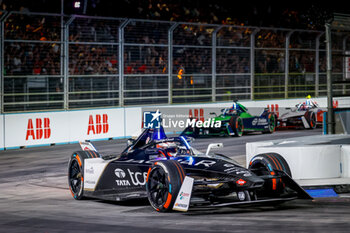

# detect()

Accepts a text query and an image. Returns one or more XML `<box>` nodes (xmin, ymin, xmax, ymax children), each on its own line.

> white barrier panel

<box><xmin>2</xmin><ymin>97</ymin><xmax>350</xmax><ymax>149</ymax></box>
<box><xmin>246</xmin><ymin>144</ymin><xmax>341</xmax><ymax>180</ymax></box>
<box><xmin>4</xmin><ymin>112</ymin><xmax>70</xmax><ymax>148</ymax></box>
<box><xmin>341</xmin><ymin>145</ymin><xmax>350</xmax><ymax>178</ymax></box>
<box><xmin>68</xmin><ymin>108</ymin><xmax>125</xmax><ymax>142</ymax></box>
<box><xmin>124</xmin><ymin>107</ymin><xmax>142</xmax><ymax>137</ymax></box>
<box><xmin>0</xmin><ymin>115</ymin><xmax>4</xmax><ymax>150</ymax></box>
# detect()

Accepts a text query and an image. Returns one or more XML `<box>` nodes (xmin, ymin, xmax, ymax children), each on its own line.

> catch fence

<box><xmin>0</xmin><ymin>11</ymin><xmax>349</xmax><ymax>112</ymax></box>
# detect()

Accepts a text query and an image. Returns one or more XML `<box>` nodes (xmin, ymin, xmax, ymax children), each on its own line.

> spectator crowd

<box><xmin>3</xmin><ymin>12</ymin><xmax>339</xmax><ymax>78</ymax></box>
<box><xmin>1</xmin><ymin>0</ymin><xmax>344</xmax><ymax>103</ymax></box>
<box><xmin>1</xmin><ymin>0</ymin><xmax>347</xmax><ymax>110</ymax></box>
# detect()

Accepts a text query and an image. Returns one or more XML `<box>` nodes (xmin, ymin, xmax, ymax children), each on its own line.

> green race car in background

<box><xmin>181</xmin><ymin>102</ymin><xmax>276</xmax><ymax>137</ymax></box>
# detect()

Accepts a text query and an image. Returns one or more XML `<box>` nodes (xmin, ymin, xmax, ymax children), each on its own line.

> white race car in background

<box><xmin>277</xmin><ymin>97</ymin><xmax>324</xmax><ymax>129</ymax></box>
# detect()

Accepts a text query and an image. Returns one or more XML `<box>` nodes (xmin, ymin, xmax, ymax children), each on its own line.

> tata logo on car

<box><xmin>114</xmin><ymin>168</ymin><xmax>126</xmax><ymax>178</ymax></box>
<box><xmin>114</xmin><ymin>168</ymin><xmax>130</xmax><ymax>186</ymax></box>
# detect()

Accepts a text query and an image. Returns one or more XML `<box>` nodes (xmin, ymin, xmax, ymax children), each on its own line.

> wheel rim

<box><xmin>69</xmin><ymin>159</ymin><xmax>82</xmax><ymax>195</ymax></box>
<box><xmin>148</xmin><ymin>167</ymin><xmax>169</xmax><ymax>207</ymax></box>
<box><xmin>310</xmin><ymin>112</ymin><xmax>316</xmax><ymax>128</ymax></box>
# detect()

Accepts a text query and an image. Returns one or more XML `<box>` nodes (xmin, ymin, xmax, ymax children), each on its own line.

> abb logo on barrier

<box><xmin>26</xmin><ymin>118</ymin><xmax>51</xmax><ymax>140</ymax></box>
<box><xmin>267</xmin><ymin>104</ymin><xmax>279</xmax><ymax>118</ymax></box>
<box><xmin>87</xmin><ymin>114</ymin><xmax>109</xmax><ymax>135</ymax></box>
<box><xmin>189</xmin><ymin>108</ymin><xmax>204</xmax><ymax>122</ymax></box>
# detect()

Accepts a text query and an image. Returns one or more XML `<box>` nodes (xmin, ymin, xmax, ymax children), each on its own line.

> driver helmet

<box><xmin>305</xmin><ymin>95</ymin><xmax>318</xmax><ymax>108</ymax></box>
<box><xmin>157</xmin><ymin>142</ymin><xmax>178</xmax><ymax>157</ymax></box>
<box><xmin>232</xmin><ymin>102</ymin><xmax>239</xmax><ymax>110</ymax></box>
<box><xmin>225</xmin><ymin>103</ymin><xmax>238</xmax><ymax>115</ymax></box>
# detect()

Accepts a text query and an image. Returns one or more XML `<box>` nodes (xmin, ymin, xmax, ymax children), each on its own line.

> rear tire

<box><xmin>263</xmin><ymin>113</ymin><xmax>276</xmax><ymax>134</ymax></box>
<box><xmin>146</xmin><ymin>160</ymin><xmax>185</xmax><ymax>212</ymax></box>
<box><xmin>229</xmin><ymin>116</ymin><xmax>243</xmax><ymax>137</ymax></box>
<box><xmin>305</xmin><ymin>111</ymin><xmax>316</xmax><ymax>129</ymax></box>
<box><xmin>68</xmin><ymin>151</ymin><xmax>94</xmax><ymax>200</ymax></box>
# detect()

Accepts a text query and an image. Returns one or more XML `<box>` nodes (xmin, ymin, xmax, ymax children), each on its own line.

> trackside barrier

<box><xmin>4</xmin><ymin>109</ymin><xmax>128</xmax><ymax>149</ymax></box>
<box><xmin>246</xmin><ymin>135</ymin><xmax>350</xmax><ymax>184</ymax></box>
<box><xmin>323</xmin><ymin>109</ymin><xmax>350</xmax><ymax>134</ymax></box>
<box><xmin>0</xmin><ymin>115</ymin><xmax>4</xmax><ymax>150</ymax></box>
<box><xmin>1</xmin><ymin>97</ymin><xmax>350</xmax><ymax>150</ymax></box>
<box><xmin>124</xmin><ymin>107</ymin><xmax>142</xmax><ymax>137</ymax></box>
<box><xmin>342</xmin><ymin>146</ymin><xmax>350</xmax><ymax>178</ymax></box>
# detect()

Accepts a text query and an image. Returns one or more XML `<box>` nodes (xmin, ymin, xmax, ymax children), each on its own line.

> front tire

<box><xmin>146</xmin><ymin>160</ymin><xmax>185</xmax><ymax>212</ymax></box>
<box><xmin>248</xmin><ymin>153</ymin><xmax>291</xmax><ymax>194</ymax></box>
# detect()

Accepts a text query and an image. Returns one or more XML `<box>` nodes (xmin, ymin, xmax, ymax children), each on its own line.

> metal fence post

<box><xmin>325</xmin><ymin>22</ymin><xmax>334</xmax><ymax>134</ymax></box>
<box><xmin>211</xmin><ymin>26</ymin><xmax>222</xmax><ymax>102</ymax></box>
<box><xmin>118</xmin><ymin>19</ymin><xmax>129</xmax><ymax>107</ymax></box>
<box><xmin>60</xmin><ymin>7</ymin><xmax>65</xmax><ymax>110</ymax></box>
<box><xmin>168</xmin><ymin>23</ymin><xmax>178</xmax><ymax>104</ymax></box>
<box><xmin>0</xmin><ymin>12</ymin><xmax>10</xmax><ymax>114</ymax></box>
<box><xmin>315</xmin><ymin>32</ymin><xmax>324</xmax><ymax>97</ymax></box>
<box><xmin>250</xmin><ymin>28</ymin><xmax>259</xmax><ymax>100</ymax></box>
<box><xmin>285</xmin><ymin>30</ymin><xmax>294</xmax><ymax>99</ymax></box>
<box><xmin>64</xmin><ymin>16</ymin><xmax>75</xmax><ymax>110</ymax></box>
<box><xmin>0</xmin><ymin>14</ymin><xmax>3</xmax><ymax>114</ymax></box>
<box><xmin>342</xmin><ymin>36</ymin><xmax>349</xmax><ymax>96</ymax></box>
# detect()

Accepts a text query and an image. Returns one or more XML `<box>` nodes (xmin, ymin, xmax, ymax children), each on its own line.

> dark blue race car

<box><xmin>68</xmin><ymin>126</ymin><xmax>311</xmax><ymax>212</ymax></box>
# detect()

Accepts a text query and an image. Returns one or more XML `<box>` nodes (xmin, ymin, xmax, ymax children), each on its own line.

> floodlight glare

<box><xmin>74</xmin><ymin>1</ymin><xmax>81</xmax><ymax>8</ymax></box>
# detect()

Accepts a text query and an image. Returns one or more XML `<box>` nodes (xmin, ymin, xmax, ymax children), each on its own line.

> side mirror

<box><xmin>127</xmin><ymin>138</ymin><xmax>135</xmax><ymax>146</ymax></box>
<box><xmin>209</xmin><ymin>112</ymin><xmax>217</xmax><ymax>116</ymax></box>
<box><xmin>206</xmin><ymin>143</ymin><xmax>224</xmax><ymax>155</ymax></box>
<box><xmin>285</xmin><ymin>107</ymin><xmax>291</xmax><ymax>110</ymax></box>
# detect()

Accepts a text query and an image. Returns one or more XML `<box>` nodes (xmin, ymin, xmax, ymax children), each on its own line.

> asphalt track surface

<box><xmin>1</xmin><ymin>128</ymin><xmax>350</xmax><ymax>233</ymax></box>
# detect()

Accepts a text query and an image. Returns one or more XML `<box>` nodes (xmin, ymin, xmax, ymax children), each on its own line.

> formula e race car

<box><xmin>180</xmin><ymin>102</ymin><xmax>276</xmax><ymax>137</ymax></box>
<box><xmin>68</xmin><ymin>126</ymin><xmax>311</xmax><ymax>212</ymax></box>
<box><xmin>277</xmin><ymin>97</ymin><xmax>322</xmax><ymax>130</ymax></box>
